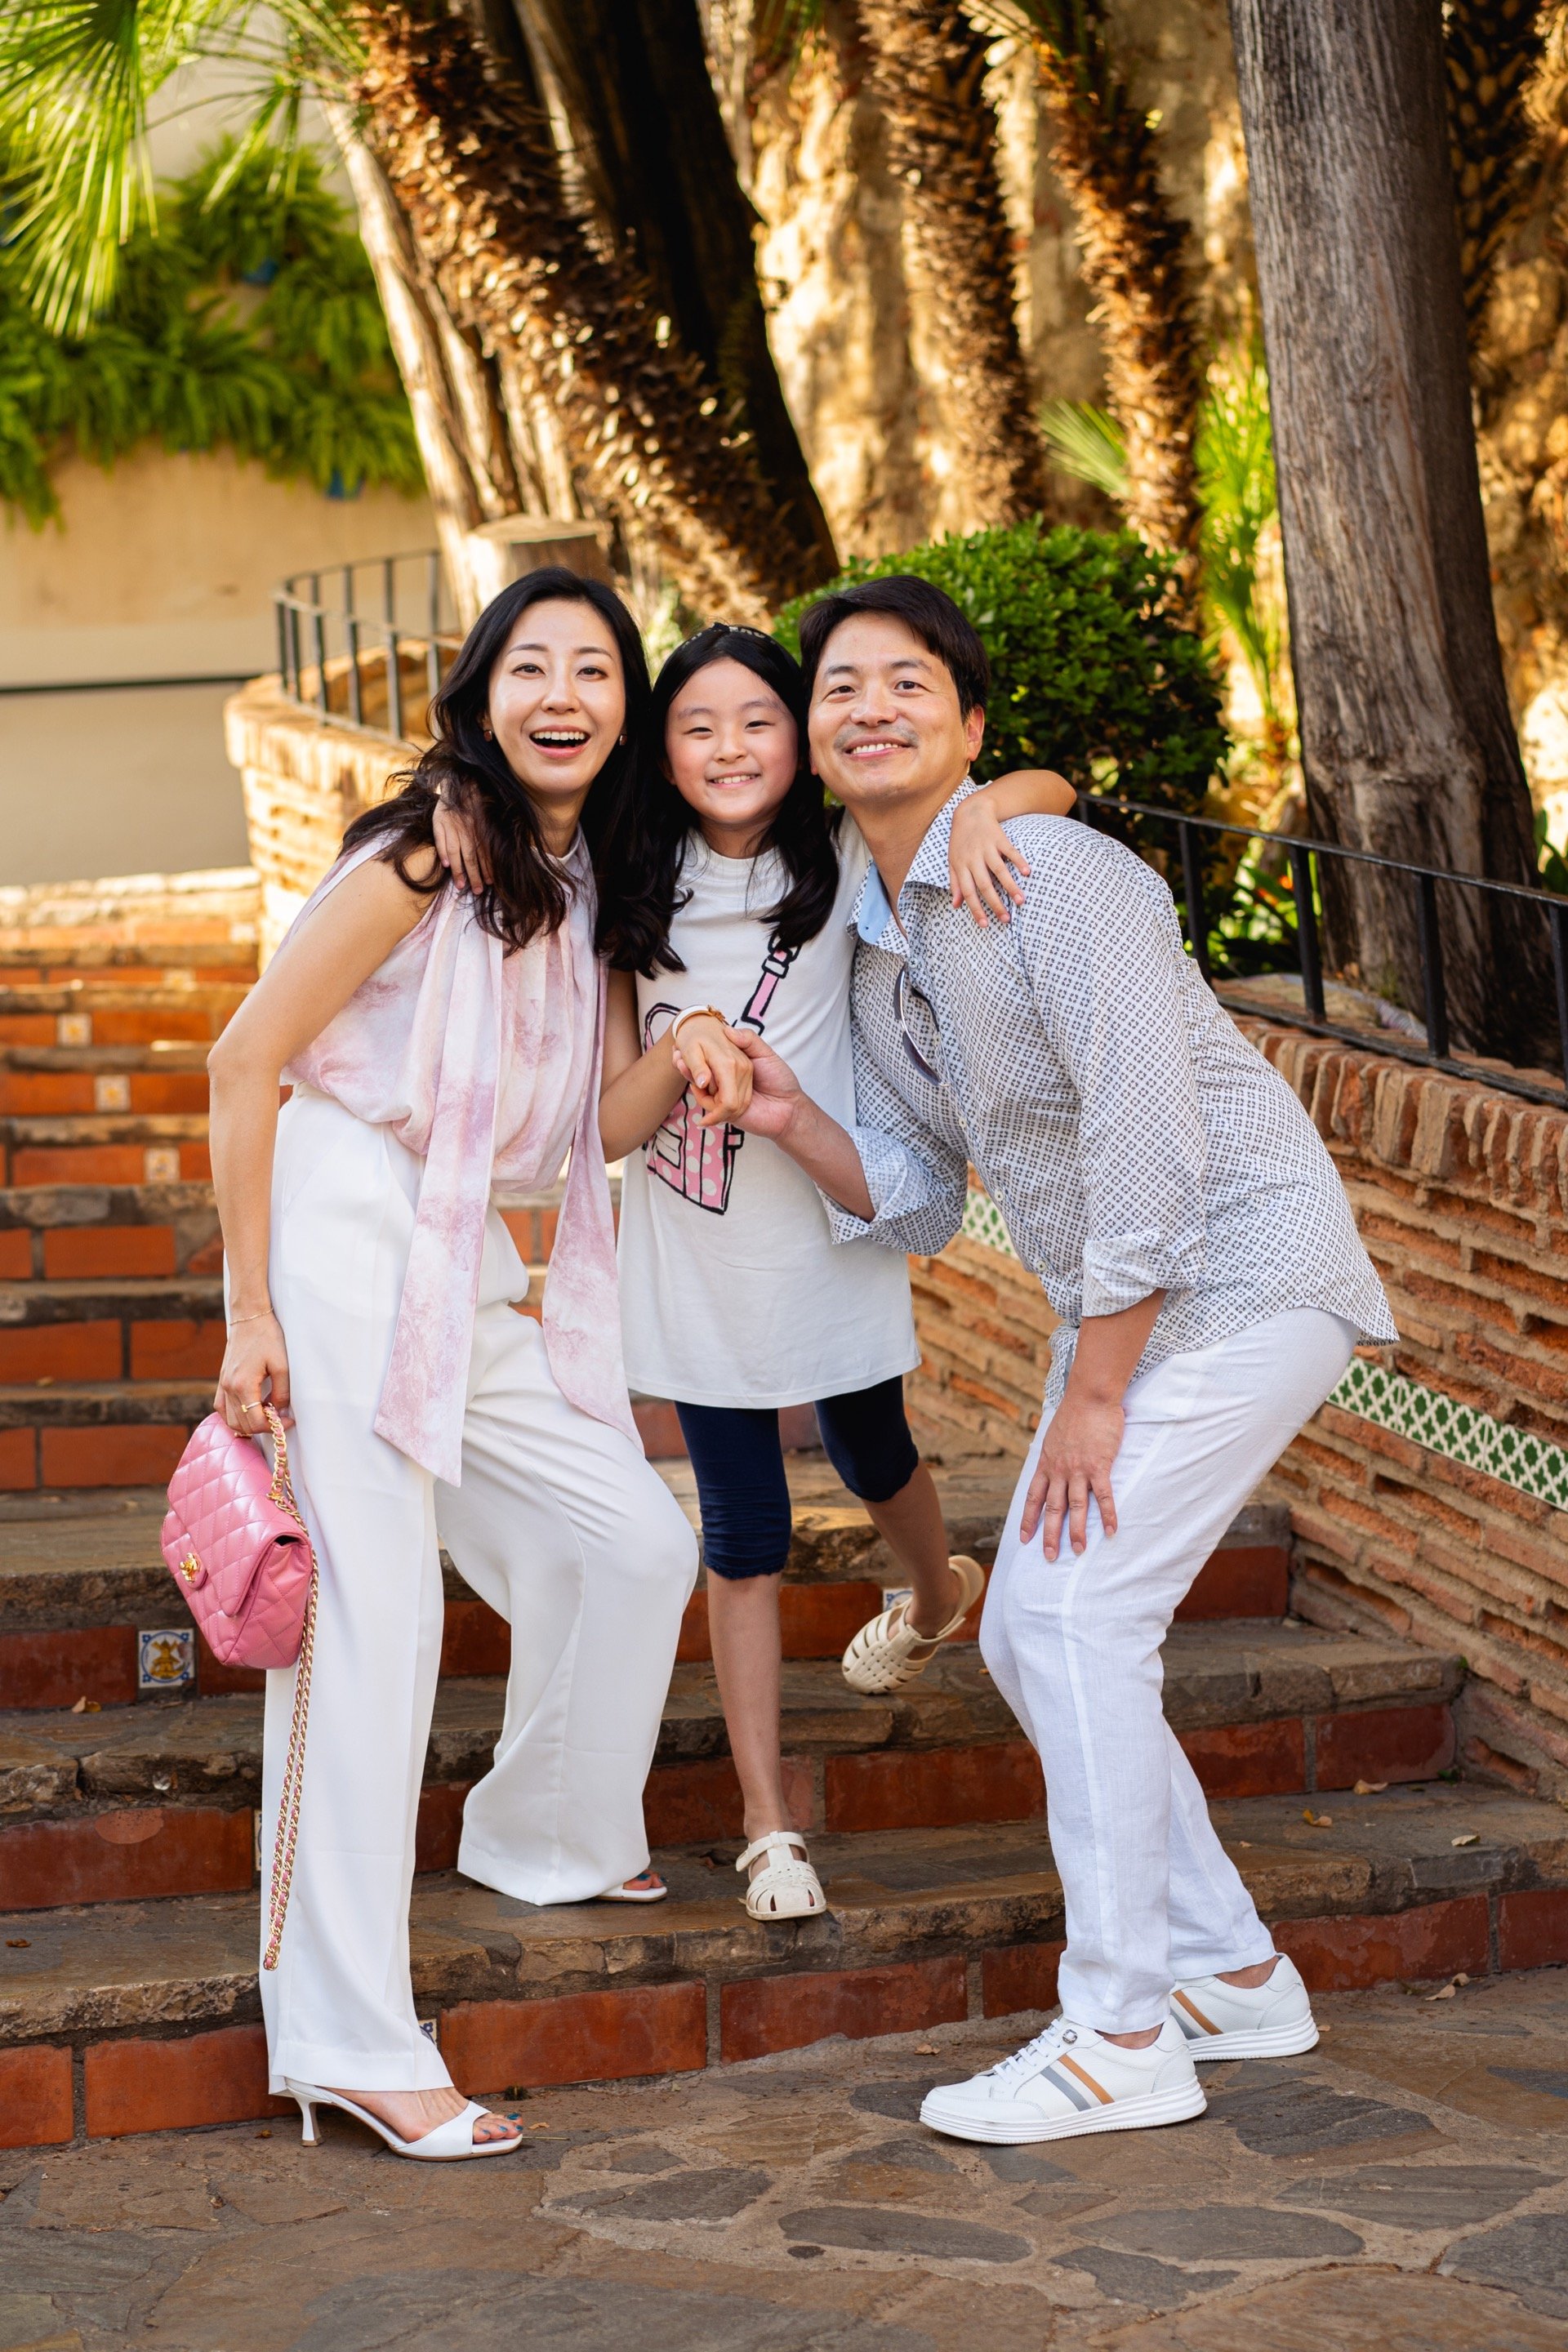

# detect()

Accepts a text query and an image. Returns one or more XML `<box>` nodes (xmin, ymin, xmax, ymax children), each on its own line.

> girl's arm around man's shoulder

<box><xmin>948</xmin><ymin>768</ymin><xmax>1076</xmax><ymax>926</ymax></box>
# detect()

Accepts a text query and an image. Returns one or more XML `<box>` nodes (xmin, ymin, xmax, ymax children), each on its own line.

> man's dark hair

<box><xmin>796</xmin><ymin>574</ymin><xmax>990</xmax><ymax>718</ymax></box>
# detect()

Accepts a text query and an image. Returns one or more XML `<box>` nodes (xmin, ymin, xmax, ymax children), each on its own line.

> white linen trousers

<box><xmin>257</xmin><ymin>1089</ymin><xmax>697</xmax><ymax>2093</ymax></box>
<box><xmin>979</xmin><ymin>1306</ymin><xmax>1356</xmax><ymax>2034</ymax></box>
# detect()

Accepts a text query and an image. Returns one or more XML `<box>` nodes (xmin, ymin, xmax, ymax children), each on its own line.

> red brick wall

<box><xmin>905</xmin><ymin>1017</ymin><xmax>1568</xmax><ymax>1803</ymax></box>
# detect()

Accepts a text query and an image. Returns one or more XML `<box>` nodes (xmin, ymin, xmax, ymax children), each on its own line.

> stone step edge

<box><xmin>3</xmin><ymin>1871</ymin><xmax>1566</xmax><ymax>2145</ymax></box>
<box><xmin>0</xmin><ymin>1503</ymin><xmax>1285</xmax><ymax>1623</ymax></box>
<box><xmin>0</xmin><ymin>1669</ymin><xmax>1461</xmax><ymax>1840</ymax></box>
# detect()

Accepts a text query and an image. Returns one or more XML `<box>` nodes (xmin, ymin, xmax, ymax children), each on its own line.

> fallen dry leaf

<box><xmin>69</xmin><ymin>1695</ymin><xmax>101</xmax><ymax>1714</ymax></box>
<box><xmin>915</xmin><ymin>2044</ymin><xmax>938</xmax><ymax>2056</ymax></box>
<box><xmin>1303</xmin><ymin>1809</ymin><xmax>1333</xmax><ymax>1828</ymax></box>
<box><xmin>1451</xmin><ymin>1832</ymin><xmax>1480</xmax><ymax>1847</ymax></box>
<box><xmin>1426</xmin><ymin>1982</ymin><xmax>1458</xmax><ymax>2001</ymax></box>
<box><xmin>1237</xmin><ymin>1840</ymin><xmax>1252</xmax><ymax>1849</ymax></box>
<box><xmin>1352</xmin><ymin>1780</ymin><xmax>1388</xmax><ymax>1796</ymax></box>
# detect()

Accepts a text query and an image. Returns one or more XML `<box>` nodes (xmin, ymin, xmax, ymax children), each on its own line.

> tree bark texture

<box><xmin>354</xmin><ymin>2</ymin><xmax>819</xmax><ymax>623</ymax></box>
<box><xmin>856</xmin><ymin>0</ymin><xmax>1052</xmax><ymax>530</ymax></box>
<box><xmin>519</xmin><ymin>0</ymin><xmax>837</xmax><ymax>584</ymax></box>
<box><xmin>1018</xmin><ymin>2</ymin><xmax>1203</xmax><ymax>585</ymax></box>
<box><xmin>1230</xmin><ymin>0</ymin><xmax>1550</xmax><ymax>1065</ymax></box>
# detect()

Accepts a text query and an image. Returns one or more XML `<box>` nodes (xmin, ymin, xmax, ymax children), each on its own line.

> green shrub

<box><xmin>773</xmin><ymin>518</ymin><xmax>1228</xmax><ymax>815</ymax></box>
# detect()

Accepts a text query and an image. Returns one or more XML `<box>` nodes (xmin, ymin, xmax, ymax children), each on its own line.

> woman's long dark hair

<box><xmin>342</xmin><ymin>565</ymin><xmax>650</xmax><ymax>955</ymax></box>
<box><xmin>595</xmin><ymin>626</ymin><xmax>840</xmax><ymax>975</ymax></box>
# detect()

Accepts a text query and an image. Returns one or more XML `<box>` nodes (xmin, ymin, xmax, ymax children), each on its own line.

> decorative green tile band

<box><xmin>958</xmin><ymin>1189</ymin><xmax>1568</xmax><ymax>1512</ymax></box>
<box><xmin>1330</xmin><ymin>1356</ymin><xmax>1568</xmax><ymax>1513</ymax></box>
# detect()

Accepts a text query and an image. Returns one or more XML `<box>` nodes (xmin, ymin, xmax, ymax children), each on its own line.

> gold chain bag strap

<box><xmin>260</xmin><ymin>1405</ymin><xmax>318</xmax><ymax>1972</ymax></box>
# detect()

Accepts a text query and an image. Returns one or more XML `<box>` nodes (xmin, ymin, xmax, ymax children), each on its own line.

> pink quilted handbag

<box><xmin>161</xmin><ymin>1406</ymin><xmax>318</xmax><ymax>1969</ymax></box>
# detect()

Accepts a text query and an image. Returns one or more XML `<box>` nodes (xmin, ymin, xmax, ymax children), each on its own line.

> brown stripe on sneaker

<box><xmin>1174</xmin><ymin>1990</ymin><xmax>1222</xmax><ymax>2035</ymax></box>
<box><xmin>1058</xmin><ymin>2054</ymin><xmax>1115</xmax><ymax>2104</ymax></box>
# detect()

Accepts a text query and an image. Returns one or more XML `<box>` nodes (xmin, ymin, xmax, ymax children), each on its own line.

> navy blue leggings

<box><xmin>676</xmin><ymin>1376</ymin><xmax>920</xmax><ymax>1580</ymax></box>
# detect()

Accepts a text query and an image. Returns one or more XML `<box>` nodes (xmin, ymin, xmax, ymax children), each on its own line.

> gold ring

<box><xmin>243</xmin><ymin>1401</ymin><xmax>265</xmax><ymax>1415</ymax></box>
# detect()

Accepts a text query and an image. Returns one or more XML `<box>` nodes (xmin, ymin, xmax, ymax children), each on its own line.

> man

<box><xmin>732</xmin><ymin>576</ymin><xmax>1396</xmax><ymax>2145</ymax></box>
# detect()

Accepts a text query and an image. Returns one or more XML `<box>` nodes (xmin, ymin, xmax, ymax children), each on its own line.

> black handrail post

<box><xmin>343</xmin><ymin>564</ymin><xmax>362</xmax><ymax>729</ymax></box>
<box><xmin>1552</xmin><ymin>898</ymin><xmax>1568</xmax><ymax>1106</ymax></box>
<box><xmin>309</xmin><ymin>573</ymin><xmax>327</xmax><ymax>717</ymax></box>
<box><xmin>385</xmin><ymin>625</ymin><xmax>404</xmax><ymax>742</ymax></box>
<box><xmin>1414</xmin><ymin>871</ymin><xmax>1450</xmax><ymax>1059</ymax></box>
<box><xmin>1288</xmin><ymin>841</ymin><xmax>1326</xmax><ymax>1020</ymax></box>
<box><xmin>1178</xmin><ymin>819</ymin><xmax>1211</xmax><ymax>983</ymax></box>
<box><xmin>426</xmin><ymin>551</ymin><xmax>442</xmax><ymax>699</ymax></box>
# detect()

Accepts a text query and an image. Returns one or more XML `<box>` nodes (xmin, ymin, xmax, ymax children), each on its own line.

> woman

<box><xmin>208</xmin><ymin>568</ymin><xmax>729</xmax><ymax>2160</ymax></box>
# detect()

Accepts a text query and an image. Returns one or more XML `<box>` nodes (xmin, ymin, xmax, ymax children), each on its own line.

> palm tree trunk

<box><xmin>1016</xmin><ymin>2</ymin><xmax>1202</xmax><ymax>589</ymax></box>
<box><xmin>354</xmin><ymin>0</ymin><xmax>818</xmax><ymax>623</ymax></box>
<box><xmin>1445</xmin><ymin>0</ymin><xmax>1550</xmax><ymax>339</ymax></box>
<box><xmin>519</xmin><ymin>0</ymin><xmax>837</xmax><ymax>584</ymax></box>
<box><xmin>855</xmin><ymin>0</ymin><xmax>1051</xmax><ymax>530</ymax></box>
<box><xmin>332</xmin><ymin>122</ymin><xmax>537</xmax><ymax>623</ymax></box>
<box><xmin>1232</xmin><ymin>0</ymin><xmax>1552</xmax><ymax>1067</ymax></box>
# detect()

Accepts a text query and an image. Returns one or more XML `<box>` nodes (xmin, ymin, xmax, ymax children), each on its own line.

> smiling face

<box><xmin>486</xmin><ymin>596</ymin><xmax>626</xmax><ymax>829</ymax></box>
<box><xmin>662</xmin><ymin>656</ymin><xmax>800</xmax><ymax>857</ymax></box>
<box><xmin>807</xmin><ymin>611</ymin><xmax>984</xmax><ymax>822</ymax></box>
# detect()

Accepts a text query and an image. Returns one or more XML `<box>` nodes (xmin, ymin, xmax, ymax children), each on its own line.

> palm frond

<box><xmin>1040</xmin><ymin>397</ymin><xmax>1127</xmax><ymax>498</ymax></box>
<box><xmin>0</xmin><ymin>0</ymin><xmax>359</xmax><ymax>334</ymax></box>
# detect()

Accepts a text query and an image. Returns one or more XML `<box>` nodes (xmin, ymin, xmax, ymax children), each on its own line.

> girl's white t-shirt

<box><xmin>617</xmin><ymin>819</ymin><xmax>920</xmax><ymax>1408</ymax></box>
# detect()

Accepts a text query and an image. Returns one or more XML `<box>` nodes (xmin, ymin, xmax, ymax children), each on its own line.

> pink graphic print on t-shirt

<box><xmin>642</xmin><ymin>938</ymin><xmax>799</xmax><ymax>1215</ymax></box>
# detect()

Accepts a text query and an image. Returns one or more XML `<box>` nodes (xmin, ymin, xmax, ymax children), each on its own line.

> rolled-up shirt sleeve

<box><xmin>821</xmin><ymin>1018</ymin><xmax>969</xmax><ymax>1257</ymax></box>
<box><xmin>1017</xmin><ymin>838</ymin><xmax>1208</xmax><ymax>1315</ymax></box>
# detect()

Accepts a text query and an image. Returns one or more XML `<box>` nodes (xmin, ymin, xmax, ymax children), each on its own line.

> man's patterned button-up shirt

<box><xmin>830</xmin><ymin>791</ymin><xmax>1396</xmax><ymax>1408</ymax></box>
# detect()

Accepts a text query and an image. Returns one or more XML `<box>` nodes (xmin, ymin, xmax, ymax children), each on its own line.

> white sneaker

<box><xmin>918</xmin><ymin>2016</ymin><xmax>1205</xmax><ymax>2145</ymax></box>
<box><xmin>1169</xmin><ymin>1952</ymin><xmax>1318</xmax><ymax>2060</ymax></box>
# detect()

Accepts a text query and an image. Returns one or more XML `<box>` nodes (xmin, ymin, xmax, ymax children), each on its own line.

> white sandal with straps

<box><xmin>736</xmin><ymin>1830</ymin><xmax>826</xmax><ymax>1921</ymax></box>
<box><xmin>287</xmin><ymin>2082</ymin><xmax>522</xmax><ymax>2161</ymax></box>
<box><xmin>841</xmin><ymin>1555</ymin><xmax>986</xmax><ymax>1696</ymax></box>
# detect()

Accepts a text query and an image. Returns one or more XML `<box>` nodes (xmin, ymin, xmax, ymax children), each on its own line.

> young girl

<box><xmin>439</xmin><ymin>626</ymin><xmax>1072</xmax><ymax>1922</ymax></box>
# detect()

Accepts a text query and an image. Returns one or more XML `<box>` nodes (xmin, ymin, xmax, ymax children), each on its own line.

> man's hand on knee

<box><xmin>1022</xmin><ymin>1393</ymin><xmax>1125</xmax><ymax>1559</ymax></box>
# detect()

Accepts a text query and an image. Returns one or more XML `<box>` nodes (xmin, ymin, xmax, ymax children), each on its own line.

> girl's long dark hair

<box><xmin>341</xmin><ymin>565</ymin><xmax>650</xmax><ymax>956</ymax></box>
<box><xmin>596</xmin><ymin>626</ymin><xmax>840</xmax><ymax>975</ymax></box>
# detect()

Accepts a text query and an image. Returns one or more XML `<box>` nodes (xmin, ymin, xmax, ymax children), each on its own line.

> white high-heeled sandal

<box><xmin>287</xmin><ymin>2081</ymin><xmax>523</xmax><ymax>2161</ymax></box>
<box><xmin>736</xmin><ymin>1829</ymin><xmax>826</xmax><ymax>1920</ymax></box>
<box><xmin>841</xmin><ymin>1555</ymin><xmax>986</xmax><ymax>1695</ymax></box>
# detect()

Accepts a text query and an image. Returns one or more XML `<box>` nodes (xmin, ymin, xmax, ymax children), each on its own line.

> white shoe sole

<box><xmin>1183</xmin><ymin>2018</ymin><xmax>1319</xmax><ymax>2061</ymax></box>
<box><xmin>919</xmin><ymin>2075</ymin><xmax>1206</xmax><ymax>2145</ymax></box>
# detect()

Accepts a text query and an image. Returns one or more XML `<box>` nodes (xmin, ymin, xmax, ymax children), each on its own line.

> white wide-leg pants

<box><xmin>979</xmin><ymin>1306</ymin><xmax>1356</xmax><ymax>2035</ymax></box>
<box><xmin>256</xmin><ymin>1090</ymin><xmax>697</xmax><ymax>2093</ymax></box>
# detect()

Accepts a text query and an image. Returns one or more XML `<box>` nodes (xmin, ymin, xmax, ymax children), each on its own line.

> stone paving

<box><xmin>7</xmin><ymin>1969</ymin><xmax>1568</xmax><ymax>2349</ymax></box>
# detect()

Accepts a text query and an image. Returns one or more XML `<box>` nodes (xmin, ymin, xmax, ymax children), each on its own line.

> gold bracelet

<box><xmin>670</xmin><ymin>1004</ymin><xmax>728</xmax><ymax>1045</ymax></box>
<box><xmin>227</xmin><ymin>1307</ymin><xmax>274</xmax><ymax>1327</ymax></box>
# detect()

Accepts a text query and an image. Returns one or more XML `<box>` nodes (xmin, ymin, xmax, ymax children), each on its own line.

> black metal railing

<box><xmin>274</xmin><ymin>550</ymin><xmax>465</xmax><ymax>743</ymax></box>
<box><xmin>1081</xmin><ymin>795</ymin><xmax>1568</xmax><ymax>1110</ymax></box>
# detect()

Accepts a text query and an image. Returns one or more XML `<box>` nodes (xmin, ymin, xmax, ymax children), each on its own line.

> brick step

<box><xmin>0</xmin><ymin>1059</ymin><xmax>210</xmax><ymax>1120</ymax></box>
<box><xmin>0</xmin><ymin>1623</ymin><xmax>1462</xmax><ymax>1910</ymax></box>
<box><xmin>0</xmin><ymin>1285</ymin><xmax>225</xmax><ymax>1391</ymax></box>
<box><xmin>0</xmin><ymin>988</ymin><xmax>247</xmax><ymax>1050</ymax></box>
<box><xmin>4</xmin><ymin>1782</ymin><xmax>1566</xmax><ymax>2145</ymax></box>
<box><xmin>0</xmin><ymin>1382</ymin><xmax>212</xmax><ymax>1491</ymax></box>
<box><xmin>0</xmin><ymin>1183</ymin><xmax>220</xmax><ymax>1282</ymax></box>
<box><xmin>0</xmin><ymin>1481</ymin><xmax>1291</xmax><ymax>1698</ymax></box>
<box><xmin>2</xmin><ymin>1117</ymin><xmax>212</xmax><ymax>1189</ymax></box>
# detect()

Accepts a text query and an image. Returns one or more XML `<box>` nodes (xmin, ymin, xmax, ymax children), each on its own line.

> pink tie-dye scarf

<box><xmin>277</xmin><ymin>838</ymin><xmax>635</xmax><ymax>1484</ymax></box>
